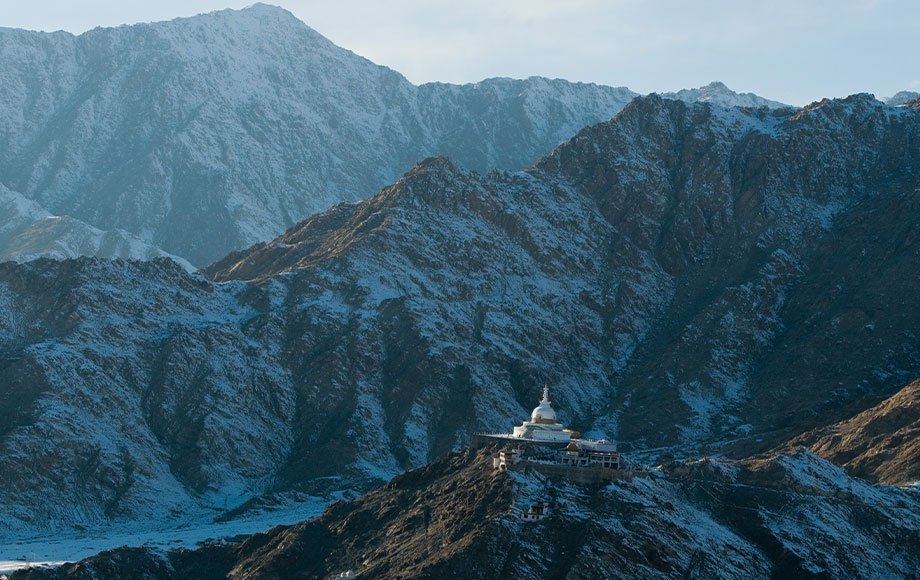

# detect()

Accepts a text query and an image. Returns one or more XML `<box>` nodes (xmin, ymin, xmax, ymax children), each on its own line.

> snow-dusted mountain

<box><xmin>0</xmin><ymin>186</ymin><xmax>192</xmax><ymax>268</ymax></box>
<box><xmin>661</xmin><ymin>81</ymin><xmax>789</xmax><ymax>109</ymax></box>
<box><xmin>2</xmin><ymin>94</ymin><xmax>919</xmax><ymax>543</ymax></box>
<box><xmin>885</xmin><ymin>90</ymin><xmax>920</xmax><ymax>106</ymax></box>
<box><xmin>0</xmin><ymin>4</ymin><xmax>797</xmax><ymax>267</ymax></box>
<box><xmin>0</xmin><ymin>4</ymin><xmax>638</xmax><ymax>266</ymax></box>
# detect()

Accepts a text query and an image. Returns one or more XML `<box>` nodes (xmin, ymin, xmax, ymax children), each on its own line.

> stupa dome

<box><xmin>530</xmin><ymin>386</ymin><xmax>557</xmax><ymax>423</ymax></box>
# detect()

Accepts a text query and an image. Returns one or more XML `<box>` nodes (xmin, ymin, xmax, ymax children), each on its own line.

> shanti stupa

<box><xmin>510</xmin><ymin>386</ymin><xmax>577</xmax><ymax>442</ymax></box>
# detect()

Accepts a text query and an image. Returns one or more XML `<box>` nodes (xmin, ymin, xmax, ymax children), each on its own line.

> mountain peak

<box><xmin>0</xmin><ymin>10</ymin><xmax>648</xmax><ymax>267</ymax></box>
<box><xmin>136</xmin><ymin>2</ymin><xmax>319</xmax><ymax>42</ymax></box>
<box><xmin>199</xmin><ymin>3</ymin><xmax>298</xmax><ymax>20</ymax></box>
<box><xmin>242</xmin><ymin>2</ymin><xmax>288</xmax><ymax>12</ymax></box>
<box><xmin>885</xmin><ymin>90</ymin><xmax>920</xmax><ymax>107</ymax></box>
<box><xmin>403</xmin><ymin>156</ymin><xmax>465</xmax><ymax>180</ymax></box>
<box><xmin>224</xmin><ymin>3</ymin><xmax>306</xmax><ymax>25</ymax></box>
<box><xmin>793</xmin><ymin>93</ymin><xmax>884</xmax><ymax>120</ymax></box>
<box><xmin>701</xmin><ymin>80</ymin><xmax>731</xmax><ymax>91</ymax></box>
<box><xmin>662</xmin><ymin>81</ymin><xmax>789</xmax><ymax>109</ymax></box>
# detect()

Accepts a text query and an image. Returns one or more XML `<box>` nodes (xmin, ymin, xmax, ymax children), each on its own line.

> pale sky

<box><xmin>1</xmin><ymin>0</ymin><xmax>917</xmax><ymax>106</ymax></box>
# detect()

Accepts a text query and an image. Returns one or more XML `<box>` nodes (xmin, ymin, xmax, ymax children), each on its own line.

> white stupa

<box><xmin>511</xmin><ymin>385</ymin><xmax>575</xmax><ymax>443</ymax></box>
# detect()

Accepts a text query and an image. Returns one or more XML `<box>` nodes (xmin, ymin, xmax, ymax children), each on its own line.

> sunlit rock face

<box><xmin>782</xmin><ymin>379</ymin><xmax>920</xmax><ymax>486</ymax></box>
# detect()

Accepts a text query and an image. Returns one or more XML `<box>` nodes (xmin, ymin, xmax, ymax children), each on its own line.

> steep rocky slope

<box><xmin>781</xmin><ymin>378</ymin><xmax>920</xmax><ymax>486</ymax></box>
<box><xmin>0</xmin><ymin>4</ymin><xmax>638</xmax><ymax>266</ymax></box>
<box><xmin>2</xmin><ymin>94</ymin><xmax>919</xmax><ymax>540</ymax></box>
<box><xmin>0</xmin><ymin>258</ymin><xmax>289</xmax><ymax>538</ymax></box>
<box><xmin>12</xmin><ymin>447</ymin><xmax>920</xmax><ymax>580</ymax></box>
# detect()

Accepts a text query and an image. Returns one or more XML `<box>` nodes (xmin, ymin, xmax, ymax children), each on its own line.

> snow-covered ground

<box><xmin>0</xmin><ymin>499</ymin><xmax>332</xmax><ymax>575</ymax></box>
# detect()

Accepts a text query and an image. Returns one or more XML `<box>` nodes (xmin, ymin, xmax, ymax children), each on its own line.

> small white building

<box><xmin>494</xmin><ymin>447</ymin><xmax>523</xmax><ymax>470</ymax></box>
<box><xmin>520</xmin><ymin>501</ymin><xmax>549</xmax><ymax>522</ymax></box>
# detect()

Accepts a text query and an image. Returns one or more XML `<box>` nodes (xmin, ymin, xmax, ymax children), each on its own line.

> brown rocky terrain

<box><xmin>780</xmin><ymin>378</ymin><xmax>920</xmax><ymax>486</ymax></box>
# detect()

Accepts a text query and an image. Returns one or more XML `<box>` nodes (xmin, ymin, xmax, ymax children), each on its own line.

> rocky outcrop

<box><xmin>0</xmin><ymin>258</ymin><xmax>294</xmax><ymax>538</ymax></box>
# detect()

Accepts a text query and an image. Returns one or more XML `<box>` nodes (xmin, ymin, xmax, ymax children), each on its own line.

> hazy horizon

<box><xmin>2</xmin><ymin>0</ymin><xmax>917</xmax><ymax>106</ymax></box>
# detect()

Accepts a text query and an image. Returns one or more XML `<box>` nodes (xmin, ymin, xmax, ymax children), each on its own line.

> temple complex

<box><xmin>474</xmin><ymin>385</ymin><xmax>642</xmax><ymax>484</ymax></box>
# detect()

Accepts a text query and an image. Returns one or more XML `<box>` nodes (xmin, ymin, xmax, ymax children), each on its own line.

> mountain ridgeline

<box><xmin>2</xmin><ymin>92</ymin><xmax>919</xmax><ymax>542</ymax></box>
